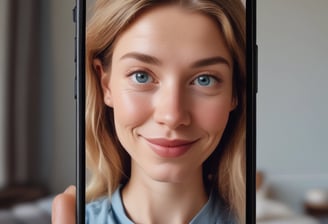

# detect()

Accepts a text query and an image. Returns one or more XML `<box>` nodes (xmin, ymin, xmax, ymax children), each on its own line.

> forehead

<box><xmin>112</xmin><ymin>4</ymin><xmax>232</xmax><ymax>65</ymax></box>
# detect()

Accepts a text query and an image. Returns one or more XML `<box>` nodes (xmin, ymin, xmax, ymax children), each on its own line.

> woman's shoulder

<box><xmin>86</xmin><ymin>196</ymin><xmax>115</xmax><ymax>223</ymax></box>
<box><xmin>85</xmin><ymin>188</ymin><xmax>134</xmax><ymax>224</ymax></box>
<box><xmin>86</xmin><ymin>196</ymin><xmax>111</xmax><ymax>213</ymax></box>
<box><xmin>190</xmin><ymin>191</ymin><xmax>237</xmax><ymax>224</ymax></box>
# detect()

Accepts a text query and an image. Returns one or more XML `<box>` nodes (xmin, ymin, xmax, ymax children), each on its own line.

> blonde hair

<box><xmin>86</xmin><ymin>0</ymin><xmax>246</xmax><ymax>222</ymax></box>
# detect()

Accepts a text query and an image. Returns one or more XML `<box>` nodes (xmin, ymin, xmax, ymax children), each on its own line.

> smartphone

<box><xmin>75</xmin><ymin>0</ymin><xmax>256</xmax><ymax>223</ymax></box>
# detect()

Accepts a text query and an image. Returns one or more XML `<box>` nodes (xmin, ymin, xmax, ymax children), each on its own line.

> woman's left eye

<box><xmin>131</xmin><ymin>71</ymin><xmax>153</xmax><ymax>84</ymax></box>
<box><xmin>193</xmin><ymin>75</ymin><xmax>217</xmax><ymax>87</ymax></box>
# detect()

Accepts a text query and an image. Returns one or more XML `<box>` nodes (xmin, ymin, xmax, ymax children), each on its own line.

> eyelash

<box><xmin>191</xmin><ymin>74</ymin><xmax>221</xmax><ymax>87</ymax></box>
<box><xmin>129</xmin><ymin>70</ymin><xmax>155</xmax><ymax>84</ymax></box>
<box><xmin>127</xmin><ymin>69</ymin><xmax>222</xmax><ymax>88</ymax></box>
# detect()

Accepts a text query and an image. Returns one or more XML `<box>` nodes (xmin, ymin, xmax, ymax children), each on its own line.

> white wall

<box><xmin>0</xmin><ymin>0</ymin><xmax>9</xmax><ymax>188</ymax></box>
<box><xmin>257</xmin><ymin>0</ymin><xmax>328</xmax><ymax>212</ymax></box>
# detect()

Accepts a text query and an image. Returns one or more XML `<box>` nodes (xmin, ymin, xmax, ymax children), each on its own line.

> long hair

<box><xmin>85</xmin><ymin>0</ymin><xmax>246</xmax><ymax>222</ymax></box>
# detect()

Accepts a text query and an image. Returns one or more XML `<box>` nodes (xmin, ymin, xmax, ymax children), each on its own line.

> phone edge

<box><xmin>76</xmin><ymin>0</ymin><xmax>86</xmax><ymax>223</ymax></box>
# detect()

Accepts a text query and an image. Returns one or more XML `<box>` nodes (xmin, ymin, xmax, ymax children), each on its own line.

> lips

<box><xmin>144</xmin><ymin>138</ymin><xmax>198</xmax><ymax>158</ymax></box>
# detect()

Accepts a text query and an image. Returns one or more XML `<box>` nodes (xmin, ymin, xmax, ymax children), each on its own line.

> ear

<box><xmin>230</xmin><ymin>95</ymin><xmax>238</xmax><ymax>111</ymax></box>
<box><xmin>93</xmin><ymin>59</ymin><xmax>113</xmax><ymax>107</ymax></box>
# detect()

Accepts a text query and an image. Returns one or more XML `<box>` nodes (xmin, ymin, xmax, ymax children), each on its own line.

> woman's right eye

<box><xmin>131</xmin><ymin>71</ymin><xmax>153</xmax><ymax>84</ymax></box>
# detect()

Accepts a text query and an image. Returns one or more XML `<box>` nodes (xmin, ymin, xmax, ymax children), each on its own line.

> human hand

<box><xmin>52</xmin><ymin>185</ymin><xmax>76</xmax><ymax>224</ymax></box>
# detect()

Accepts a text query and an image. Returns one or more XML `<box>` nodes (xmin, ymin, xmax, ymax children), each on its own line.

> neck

<box><xmin>121</xmin><ymin>163</ymin><xmax>208</xmax><ymax>224</ymax></box>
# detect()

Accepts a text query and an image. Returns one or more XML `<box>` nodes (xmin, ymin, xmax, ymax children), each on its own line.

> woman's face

<box><xmin>99</xmin><ymin>5</ymin><xmax>235</xmax><ymax>184</ymax></box>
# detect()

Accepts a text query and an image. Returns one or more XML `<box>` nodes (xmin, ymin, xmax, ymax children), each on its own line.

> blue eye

<box><xmin>194</xmin><ymin>75</ymin><xmax>215</xmax><ymax>86</ymax></box>
<box><xmin>132</xmin><ymin>71</ymin><xmax>153</xmax><ymax>84</ymax></box>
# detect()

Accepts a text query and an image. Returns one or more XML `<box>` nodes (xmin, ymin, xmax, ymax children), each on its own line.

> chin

<box><xmin>146</xmin><ymin>164</ymin><xmax>197</xmax><ymax>184</ymax></box>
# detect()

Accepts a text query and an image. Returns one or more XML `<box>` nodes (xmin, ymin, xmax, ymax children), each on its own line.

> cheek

<box><xmin>193</xmin><ymin>97</ymin><xmax>232</xmax><ymax>135</ymax></box>
<box><xmin>112</xmin><ymin>91</ymin><xmax>152</xmax><ymax>128</ymax></box>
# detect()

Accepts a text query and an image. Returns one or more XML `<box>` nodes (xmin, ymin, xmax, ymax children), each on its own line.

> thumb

<box><xmin>52</xmin><ymin>186</ymin><xmax>76</xmax><ymax>224</ymax></box>
<box><xmin>64</xmin><ymin>185</ymin><xmax>76</xmax><ymax>195</ymax></box>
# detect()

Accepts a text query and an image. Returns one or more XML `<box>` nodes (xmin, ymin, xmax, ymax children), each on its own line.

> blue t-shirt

<box><xmin>86</xmin><ymin>187</ymin><xmax>236</xmax><ymax>223</ymax></box>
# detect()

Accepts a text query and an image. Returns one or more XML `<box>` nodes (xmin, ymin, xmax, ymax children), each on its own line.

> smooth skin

<box><xmin>52</xmin><ymin>5</ymin><xmax>235</xmax><ymax>224</ymax></box>
<box><xmin>52</xmin><ymin>186</ymin><xmax>75</xmax><ymax>224</ymax></box>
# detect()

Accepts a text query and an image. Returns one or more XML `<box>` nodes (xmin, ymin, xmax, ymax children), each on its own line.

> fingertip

<box><xmin>64</xmin><ymin>185</ymin><xmax>76</xmax><ymax>195</ymax></box>
<box><xmin>52</xmin><ymin>190</ymin><xmax>76</xmax><ymax>224</ymax></box>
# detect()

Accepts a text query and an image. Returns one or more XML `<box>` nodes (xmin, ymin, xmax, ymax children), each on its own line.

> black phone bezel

<box><xmin>75</xmin><ymin>0</ymin><xmax>86</xmax><ymax>223</ymax></box>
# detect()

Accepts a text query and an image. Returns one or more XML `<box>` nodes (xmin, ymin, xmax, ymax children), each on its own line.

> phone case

<box><xmin>75</xmin><ymin>1</ymin><xmax>256</xmax><ymax>223</ymax></box>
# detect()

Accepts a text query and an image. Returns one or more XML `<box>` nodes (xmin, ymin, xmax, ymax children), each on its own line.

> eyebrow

<box><xmin>120</xmin><ymin>52</ymin><xmax>231</xmax><ymax>68</ymax></box>
<box><xmin>191</xmin><ymin>56</ymin><xmax>231</xmax><ymax>69</ymax></box>
<box><xmin>120</xmin><ymin>52</ymin><xmax>162</xmax><ymax>65</ymax></box>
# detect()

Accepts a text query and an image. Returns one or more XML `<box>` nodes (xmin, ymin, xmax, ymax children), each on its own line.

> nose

<box><xmin>153</xmin><ymin>83</ymin><xmax>191</xmax><ymax>129</ymax></box>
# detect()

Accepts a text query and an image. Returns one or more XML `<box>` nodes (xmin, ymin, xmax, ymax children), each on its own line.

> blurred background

<box><xmin>256</xmin><ymin>0</ymin><xmax>328</xmax><ymax>223</ymax></box>
<box><xmin>0</xmin><ymin>0</ymin><xmax>75</xmax><ymax>222</ymax></box>
<box><xmin>0</xmin><ymin>0</ymin><xmax>327</xmax><ymax>223</ymax></box>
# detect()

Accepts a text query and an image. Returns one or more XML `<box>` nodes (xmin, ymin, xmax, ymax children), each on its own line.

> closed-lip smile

<box><xmin>145</xmin><ymin>138</ymin><xmax>197</xmax><ymax>147</ymax></box>
<box><xmin>144</xmin><ymin>137</ymin><xmax>198</xmax><ymax>158</ymax></box>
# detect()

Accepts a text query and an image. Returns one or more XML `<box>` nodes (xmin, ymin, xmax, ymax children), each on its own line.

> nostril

<box><xmin>153</xmin><ymin>104</ymin><xmax>191</xmax><ymax>129</ymax></box>
<box><xmin>153</xmin><ymin>84</ymin><xmax>191</xmax><ymax>128</ymax></box>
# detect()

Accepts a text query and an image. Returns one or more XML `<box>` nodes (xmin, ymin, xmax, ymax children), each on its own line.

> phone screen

<box><xmin>76</xmin><ymin>0</ymin><xmax>256</xmax><ymax>223</ymax></box>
